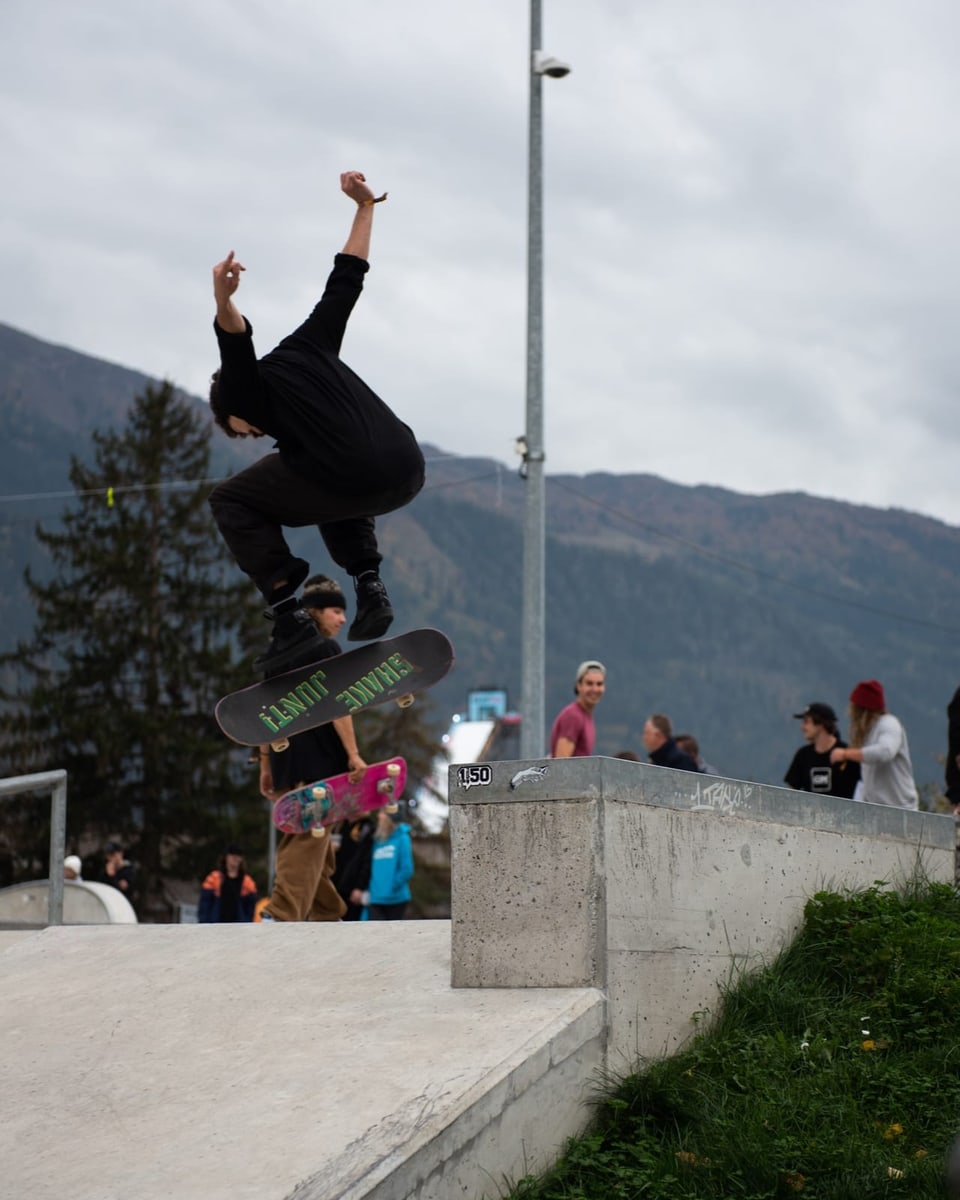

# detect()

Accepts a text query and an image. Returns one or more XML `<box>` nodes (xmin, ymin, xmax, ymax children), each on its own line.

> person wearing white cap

<box><xmin>63</xmin><ymin>855</ymin><xmax>82</xmax><ymax>881</ymax></box>
<box><xmin>550</xmin><ymin>661</ymin><xmax>606</xmax><ymax>758</ymax></box>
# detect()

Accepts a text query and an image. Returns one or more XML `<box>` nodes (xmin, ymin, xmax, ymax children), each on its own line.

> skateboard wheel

<box><xmin>311</xmin><ymin>785</ymin><xmax>327</xmax><ymax>800</ymax></box>
<box><xmin>386</xmin><ymin>763</ymin><xmax>401</xmax><ymax>777</ymax></box>
<box><xmin>310</xmin><ymin>827</ymin><xmax>326</xmax><ymax>839</ymax></box>
<box><xmin>396</xmin><ymin>693</ymin><xmax>415</xmax><ymax>709</ymax></box>
<box><xmin>272</xmin><ymin>739</ymin><xmax>289</xmax><ymax>753</ymax></box>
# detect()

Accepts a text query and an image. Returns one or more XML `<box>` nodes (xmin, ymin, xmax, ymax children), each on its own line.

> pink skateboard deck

<box><xmin>271</xmin><ymin>757</ymin><xmax>407</xmax><ymax>836</ymax></box>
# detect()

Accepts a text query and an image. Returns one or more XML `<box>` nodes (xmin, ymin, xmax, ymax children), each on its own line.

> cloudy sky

<box><xmin>2</xmin><ymin>0</ymin><xmax>958</xmax><ymax>525</ymax></box>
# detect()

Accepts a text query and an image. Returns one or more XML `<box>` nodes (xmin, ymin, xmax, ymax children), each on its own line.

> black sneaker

<box><xmin>348</xmin><ymin>575</ymin><xmax>394</xmax><ymax>642</ymax></box>
<box><xmin>254</xmin><ymin>607</ymin><xmax>323</xmax><ymax>678</ymax></box>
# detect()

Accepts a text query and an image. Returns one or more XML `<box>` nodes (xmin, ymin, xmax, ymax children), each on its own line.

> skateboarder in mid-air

<box><xmin>208</xmin><ymin>170</ymin><xmax>425</xmax><ymax>677</ymax></box>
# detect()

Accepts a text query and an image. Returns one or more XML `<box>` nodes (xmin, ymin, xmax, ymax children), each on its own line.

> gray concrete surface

<box><xmin>450</xmin><ymin>756</ymin><xmax>954</xmax><ymax>1065</ymax></box>
<box><xmin>0</xmin><ymin>920</ymin><xmax>603</xmax><ymax>1200</ymax></box>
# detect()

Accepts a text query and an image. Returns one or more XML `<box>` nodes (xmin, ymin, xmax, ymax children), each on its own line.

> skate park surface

<box><xmin>1</xmin><ymin>757</ymin><xmax>953</xmax><ymax>1200</ymax></box>
<box><xmin>0</xmin><ymin>920</ymin><xmax>604</xmax><ymax>1200</ymax></box>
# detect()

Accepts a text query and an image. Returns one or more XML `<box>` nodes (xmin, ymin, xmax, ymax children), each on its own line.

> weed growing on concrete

<box><xmin>505</xmin><ymin>881</ymin><xmax>960</xmax><ymax>1199</ymax></box>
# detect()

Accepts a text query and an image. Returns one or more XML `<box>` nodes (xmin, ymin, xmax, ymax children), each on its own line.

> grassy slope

<box><xmin>508</xmin><ymin>881</ymin><xmax>960</xmax><ymax>1200</ymax></box>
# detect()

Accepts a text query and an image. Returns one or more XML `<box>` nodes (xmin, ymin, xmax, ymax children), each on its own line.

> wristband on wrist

<box><xmin>360</xmin><ymin>192</ymin><xmax>388</xmax><ymax>207</ymax></box>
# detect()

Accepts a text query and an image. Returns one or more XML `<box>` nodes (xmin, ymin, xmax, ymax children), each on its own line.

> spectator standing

<box><xmin>783</xmin><ymin>702</ymin><xmax>860</xmax><ymax>800</ymax></box>
<box><xmin>99</xmin><ymin>842</ymin><xmax>135</xmax><ymax>901</ymax></box>
<box><xmin>198</xmin><ymin>844</ymin><xmax>258</xmax><ymax>923</ymax></box>
<box><xmin>362</xmin><ymin>802</ymin><xmax>414</xmax><ymax>921</ymax></box>
<box><xmin>550</xmin><ymin>661</ymin><xmax>606</xmax><ymax>758</ymax></box>
<box><xmin>642</xmin><ymin>714</ymin><xmax>700</xmax><ymax>772</ymax></box>
<box><xmin>331</xmin><ymin>815</ymin><xmax>376</xmax><ymax>921</ymax></box>
<box><xmin>675</xmin><ymin>734</ymin><xmax>720</xmax><ymax>776</ymax></box>
<box><xmin>63</xmin><ymin>855</ymin><xmax>83</xmax><ymax>881</ymax></box>
<box><xmin>946</xmin><ymin>686</ymin><xmax>960</xmax><ymax>809</ymax></box>
<box><xmin>830</xmin><ymin>680</ymin><xmax>918</xmax><ymax>810</ymax></box>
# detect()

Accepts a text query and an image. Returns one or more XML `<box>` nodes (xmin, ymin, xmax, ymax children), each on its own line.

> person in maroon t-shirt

<box><xmin>550</xmin><ymin>660</ymin><xmax>606</xmax><ymax>757</ymax></box>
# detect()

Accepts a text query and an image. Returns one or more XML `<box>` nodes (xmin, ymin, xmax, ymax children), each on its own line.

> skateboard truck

<box><xmin>376</xmin><ymin>762</ymin><xmax>401</xmax><ymax>795</ymax></box>
<box><xmin>308</xmin><ymin>783</ymin><xmax>328</xmax><ymax>838</ymax></box>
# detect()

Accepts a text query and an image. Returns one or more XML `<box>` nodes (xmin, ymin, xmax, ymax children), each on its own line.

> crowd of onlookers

<box><xmin>550</xmin><ymin>661</ymin><xmax>960</xmax><ymax>814</ymax></box>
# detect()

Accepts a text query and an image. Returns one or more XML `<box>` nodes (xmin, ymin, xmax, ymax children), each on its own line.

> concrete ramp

<box><xmin>0</xmin><ymin>921</ymin><xmax>604</xmax><ymax>1200</ymax></box>
<box><xmin>0</xmin><ymin>878</ymin><xmax>137</xmax><ymax>925</ymax></box>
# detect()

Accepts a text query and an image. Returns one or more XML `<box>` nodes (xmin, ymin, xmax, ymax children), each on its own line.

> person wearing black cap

<box><xmin>206</xmin><ymin>170</ymin><xmax>425</xmax><ymax>677</ymax></box>
<box><xmin>784</xmin><ymin>701</ymin><xmax>860</xmax><ymax>801</ymax></box>
<box><xmin>257</xmin><ymin>574</ymin><xmax>368</xmax><ymax>922</ymax></box>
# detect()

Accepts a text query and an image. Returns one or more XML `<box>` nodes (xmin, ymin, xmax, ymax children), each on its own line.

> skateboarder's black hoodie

<box><xmin>214</xmin><ymin>253</ymin><xmax>423</xmax><ymax>496</ymax></box>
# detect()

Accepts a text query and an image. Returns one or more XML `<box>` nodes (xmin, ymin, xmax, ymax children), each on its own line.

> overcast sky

<box><xmin>2</xmin><ymin>0</ymin><xmax>958</xmax><ymax>525</ymax></box>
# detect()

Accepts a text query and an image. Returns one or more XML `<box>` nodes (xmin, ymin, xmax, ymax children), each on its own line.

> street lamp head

<box><xmin>533</xmin><ymin>52</ymin><xmax>571</xmax><ymax>79</ymax></box>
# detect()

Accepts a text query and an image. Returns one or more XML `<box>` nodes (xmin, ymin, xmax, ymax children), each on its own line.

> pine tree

<box><xmin>0</xmin><ymin>382</ymin><xmax>265</xmax><ymax>909</ymax></box>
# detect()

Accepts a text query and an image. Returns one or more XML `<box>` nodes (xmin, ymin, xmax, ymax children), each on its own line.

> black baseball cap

<box><xmin>793</xmin><ymin>702</ymin><xmax>837</xmax><ymax>724</ymax></box>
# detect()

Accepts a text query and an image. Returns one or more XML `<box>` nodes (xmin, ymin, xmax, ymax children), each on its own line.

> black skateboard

<box><xmin>215</xmin><ymin>628</ymin><xmax>454</xmax><ymax>750</ymax></box>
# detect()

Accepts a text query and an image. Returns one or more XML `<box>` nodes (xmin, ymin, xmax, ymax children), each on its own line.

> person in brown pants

<box><xmin>258</xmin><ymin>575</ymin><xmax>366</xmax><ymax>922</ymax></box>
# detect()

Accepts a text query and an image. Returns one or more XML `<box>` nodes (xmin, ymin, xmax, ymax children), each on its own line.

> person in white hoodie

<box><xmin>829</xmin><ymin>679</ymin><xmax>918</xmax><ymax>810</ymax></box>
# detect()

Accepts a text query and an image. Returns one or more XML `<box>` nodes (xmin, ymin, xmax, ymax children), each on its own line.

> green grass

<box><xmin>505</xmin><ymin>880</ymin><xmax>960</xmax><ymax>1199</ymax></box>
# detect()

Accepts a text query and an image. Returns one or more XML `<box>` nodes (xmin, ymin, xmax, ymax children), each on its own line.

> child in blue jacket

<box><xmin>363</xmin><ymin>804</ymin><xmax>413</xmax><ymax>920</ymax></box>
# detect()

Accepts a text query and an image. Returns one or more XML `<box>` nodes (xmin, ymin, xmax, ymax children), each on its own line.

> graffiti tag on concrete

<box><xmin>692</xmin><ymin>778</ymin><xmax>752</xmax><ymax>816</ymax></box>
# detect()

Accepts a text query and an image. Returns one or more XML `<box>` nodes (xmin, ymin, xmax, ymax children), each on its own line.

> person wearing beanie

<box><xmin>206</xmin><ymin>171</ymin><xmax>424</xmax><ymax>678</ymax></box>
<box><xmin>257</xmin><ymin>574</ymin><xmax>368</xmax><ymax>923</ymax></box>
<box><xmin>550</xmin><ymin>661</ymin><xmax>607</xmax><ymax>758</ymax></box>
<box><xmin>63</xmin><ymin>855</ymin><xmax>83</xmax><ymax>881</ymax></box>
<box><xmin>830</xmin><ymin>680</ymin><xmax>919</xmax><ymax>810</ymax></box>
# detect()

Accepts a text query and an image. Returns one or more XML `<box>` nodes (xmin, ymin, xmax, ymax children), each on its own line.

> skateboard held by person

<box><xmin>272</xmin><ymin>757</ymin><xmax>407</xmax><ymax>837</ymax></box>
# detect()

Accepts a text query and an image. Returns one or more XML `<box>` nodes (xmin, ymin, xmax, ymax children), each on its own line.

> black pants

<box><xmin>368</xmin><ymin>902</ymin><xmax>407</xmax><ymax>921</ymax></box>
<box><xmin>209</xmin><ymin>452</ymin><xmax>423</xmax><ymax>599</ymax></box>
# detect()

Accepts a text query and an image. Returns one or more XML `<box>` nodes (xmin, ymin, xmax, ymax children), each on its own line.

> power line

<box><xmin>549</xmin><ymin>478</ymin><xmax>960</xmax><ymax>636</ymax></box>
<box><xmin>0</xmin><ymin>460</ymin><xmax>955</xmax><ymax>636</ymax></box>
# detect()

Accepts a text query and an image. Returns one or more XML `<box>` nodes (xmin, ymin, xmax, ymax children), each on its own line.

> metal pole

<box><xmin>0</xmin><ymin>770</ymin><xmax>68</xmax><ymax>926</ymax></box>
<box><xmin>521</xmin><ymin>0</ymin><xmax>546</xmax><ymax>759</ymax></box>
<box><xmin>48</xmin><ymin>774</ymin><xmax>66</xmax><ymax>925</ymax></box>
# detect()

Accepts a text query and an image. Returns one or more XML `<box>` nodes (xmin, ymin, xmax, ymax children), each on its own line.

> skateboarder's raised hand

<box><xmin>340</xmin><ymin>170</ymin><xmax>387</xmax><ymax>262</ymax></box>
<box><xmin>339</xmin><ymin>170</ymin><xmax>376</xmax><ymax>206</ymax></box>
<box><xmin>212</xmin><ymin>250</ymin><xmax>246</xmax><ymax>334</ymax></box>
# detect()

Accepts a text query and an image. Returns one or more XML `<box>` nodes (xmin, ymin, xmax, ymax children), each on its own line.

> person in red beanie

<box><xmin>829</xmin><ymin>680</ymin><xmax>918</xmax><ymax>810</ymax></box>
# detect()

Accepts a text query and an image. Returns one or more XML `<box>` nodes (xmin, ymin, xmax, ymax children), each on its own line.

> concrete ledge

<box><xmin>450</xmin><ymin>757</ymin><xmax>953</xmax><ymax>1065</ymax></box>
<box><xmin>0</xmin><ymin>921</ymin><xmax>603</xmax><ymax>1200</ymax></box>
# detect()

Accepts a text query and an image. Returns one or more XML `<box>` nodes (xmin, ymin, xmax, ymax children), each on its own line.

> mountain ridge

<box><xmin>1</xmin><ymin>320</ymin><xmax>956</xmax><ymax>791</ymax></box>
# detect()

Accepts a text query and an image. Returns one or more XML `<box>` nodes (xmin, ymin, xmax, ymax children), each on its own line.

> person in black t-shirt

<box><xmin>257</xmin><ymin>576</ymin><xmax>368</xmax><ymax>923</ymax></box>
<box><xmin>784</xmin><ymin>701</ymin><xmax>860</xmax><ymax>800</ymax></box>
<box><xmin>207</xmin><ymin>171</ymin><xmax>425</xmax><ymax>677</ymax></box>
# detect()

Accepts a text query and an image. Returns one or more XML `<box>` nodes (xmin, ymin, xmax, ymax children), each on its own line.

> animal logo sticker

<box><xmin>509</xmin><ymin>765</ymin><xmax>549</xmax><ymax>791</ymax></box>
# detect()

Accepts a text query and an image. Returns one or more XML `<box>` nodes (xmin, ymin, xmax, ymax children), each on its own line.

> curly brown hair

<box><xmin>208</xmin><ymin>370</ymin><xmax>238</xmax><ymax>437</ymax></box>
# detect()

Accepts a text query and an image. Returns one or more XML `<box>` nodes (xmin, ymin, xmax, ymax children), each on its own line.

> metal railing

<box><xmin>0</xmin><ymin>770</ymin><xmax>67</xmax><ymax>925</ymax></box>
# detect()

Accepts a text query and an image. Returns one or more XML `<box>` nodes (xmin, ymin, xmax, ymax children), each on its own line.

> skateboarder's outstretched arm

<box><xmin>278</xmin><ymin>171</ymin><xmax>386</xmax><ymax>357</ymax></box>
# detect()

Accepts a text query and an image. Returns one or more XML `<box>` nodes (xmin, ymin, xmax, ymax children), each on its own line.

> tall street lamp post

<box><xmin>520</xmin><ymin>0</ymin><xmax>570</xmax><ymax>759</ymax></box>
